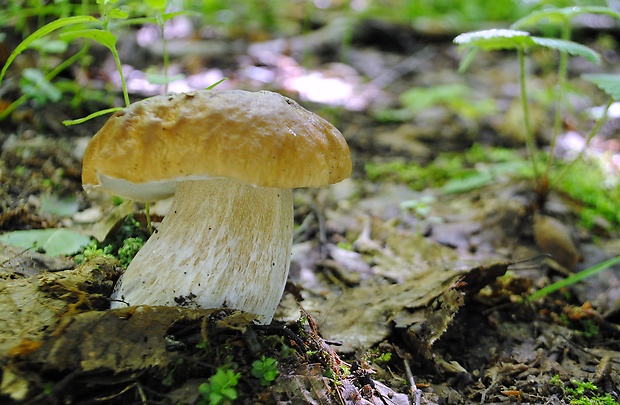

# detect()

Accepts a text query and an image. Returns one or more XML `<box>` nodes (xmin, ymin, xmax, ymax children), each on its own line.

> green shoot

<box><xmin>0</xmin><ymin>0</ymin><xmax>133</xmax><ymax>125</ymax></box>
<box><xmin>454</xmin><ymin>27</ymin><xmax>601</xmax><ymax>198</ymax></box>
<box><xmin>251</xmin><ymin>356</ymin><xmax>279</xmax><ymax>386</ymax></box>
<box><xmin>527</xmin><ymin>256</ymin><xmax>620</xmax><ymax>302</ymax></box>
<box><xmin>197</xmin><ymin>368</ymin><xmax>241</xmax><ymax>405</ymax></box>
<box><xmin>511</xmin><ymin>6</ymin><xmax>620</xmax><ymax>191</ymax></box>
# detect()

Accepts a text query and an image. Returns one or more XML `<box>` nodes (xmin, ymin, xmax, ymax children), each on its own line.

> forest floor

<box><xmin>0</xmin><ymin>15</ymin><xmax>619</xmax><ymax>405</ymax></box>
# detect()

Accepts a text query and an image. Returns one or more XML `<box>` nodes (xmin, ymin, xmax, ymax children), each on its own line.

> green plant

<box><xmin>251</xmin><ymin>355</ymin><xmax>279</xmax><ymax>386</ymax></box>
<box><xmin>454</xmin><ymin>6</ymin><xmax>620</xmax><ymax>203</ymax></box>
<box><xmin>365</xmin><ymin>144</ymin><xmax>529</xmax><ymax>193</ymax></box>
<box><xmin>376</xmin><ymin>83</ymin><xmax>497</xmax><ymax>123</ymax></box>
<box><xmin>117</xmin><ymin>237</ymin><xmax>144</xmax><ymax>267</ymax></box>
<box><xmin>0</xmin><ymin>0</ymin><xmax>131</xmax><ymax>123</ymax></box>
<box><xmin>0</xmin><ymin>0</ymin><xmax>186</xmax><ymax>124</ymax></box>
<box><xmin>74</xmin><ymin>241</ymin><xmax>113</xmax><ymax>264</ymax></box>
<box><xmin>119</xmin><ymin>0</ymin><xmax>190</xmax><ymax>92</ymax></box>
<box><xmin>549</xmin><ymin>375</ymin><xmax>617</xmax><ymax>405</ymax></box>
<box><xmin>197</xmin><ymin>368</ymin><xmax>241</xmax><ymax>405</ymax></box>
<box><xmin>527</xmin><ymin>255</ymin><xmax>620</xmax><ymax>302</ymax></box>
<box><xmin>400</xmin><ymin>195</ymin><xmax>441</xmax><ymax>234</ymax></box>
<box><xmin>512</xmin><ymin>7</ymin><xmax>620</xmax><ymax>189</ymax></box>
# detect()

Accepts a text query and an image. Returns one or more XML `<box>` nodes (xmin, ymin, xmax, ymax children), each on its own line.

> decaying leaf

<box><xmin>0</xmin><ymin>241</ymin><xmax>75</xmax><ymax>278</ymax></box>
<box><xmin>0</xmin><ymin>256</ymin><xmax>120</xmax><ymax>358</ymax></box>
<box><xmin>308</xmin><ymin>218</ymin><xmax>509</xmax><ymax>355</ymax></box>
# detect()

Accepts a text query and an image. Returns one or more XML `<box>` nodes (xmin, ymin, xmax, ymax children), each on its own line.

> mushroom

<box><xmin>82</xmin><ymin>89</ymin><xmax>351</xmax><ymax>324</ymax></box>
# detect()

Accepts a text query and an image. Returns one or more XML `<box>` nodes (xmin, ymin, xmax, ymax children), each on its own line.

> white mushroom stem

<box><xmin>110</xmin><ymin>178</ymin><xmax>293</xmax><ymax>324</ymax></box>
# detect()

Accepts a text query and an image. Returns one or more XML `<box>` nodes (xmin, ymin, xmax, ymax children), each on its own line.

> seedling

<box><xmin>197</xmin><ymin>368</ymin><xmax>241</xmax><ymax>405</ymax></box>
<box><xmin>74</xmin><ymin>241</ymin><xmax>113</xmax><ymax>264</ymax></box>
<box><xmin>454</xmin><ymin>6</ymin><xmax>620</xmax><ymax>204</ymax></box>
<box><xmin>527</xmin><ymin>255</ymin><xmax>620</xmax><ymax>302</ymax></box>
<box><xmin>454</xmin><ymin>28</ymin><xmax>598</xmax><ymax>200</ymax></box>
<box><xmin>0</xmin><ymin>0</ymin><xmax>187</xmax><ymax>124</ymax></box>
<box><xmin>251</xmin><ymin>355</ymin><xmax>279</xmax><ymax>386</ymax></box>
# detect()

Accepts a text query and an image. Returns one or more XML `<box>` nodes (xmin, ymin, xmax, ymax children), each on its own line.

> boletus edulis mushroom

<box><xmin>82</xmin><ymin>89</ymin><xmax>352</xmax><ymax>324</ymax></box>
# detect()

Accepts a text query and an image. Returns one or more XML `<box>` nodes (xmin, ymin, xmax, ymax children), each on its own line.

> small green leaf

<box><xmin>512</xmin><ymin>6</ymin><xmax>620</xmax><ymax>29</ymax></box>
<box><xmin>527</xmin><ymin>255</ymin><xmax>620</xmax><ymax>302</ymax></box>
<box><xmin>454</xmin><ymin>29</ymin><xmax>600</xmax><ymax>64</ymax></box>
<box><xmin>30</xmin><ymin>38</ymin><xmax>69</xmax><ymax>54</ymax></box>
<box><xmin>108</xmin><ymin>9</ymin><xmax>129</xmax><ymax>19</ymax></box>
<box><xmin>161</xmin><ymin>11</ymin><xmax>189</xmax><ymax>23</ymax></box>
<box><xmin>441</xmin><ymin>171</ymin><xmax>494</xmax><ymax>194</ymax></box>
<box><xmin>20</xmin><ymin>68</ymin><xmax>62</xmax><ymax>104</ymax></box>
<box><xmin>59</xmin><ymin>28</ymin><xmax>117</xmax><ymax>53</ymax></box>
<box><xmin>582</xmin><ymin>74</ymin><xmax>620</xmax><ymax>101</ymax></box>
<box><xmin>0</xmin><ymin>15</ymin><xmax>99</xmax><ymax>84</ymax></box>
<box><xmin>205</xmin><ymin>78</ymin><xmax>227</xmax><ymax>90</ymax></box>
<box><xmin>454</xmin><ymin>29</ymin><xmax>533</xmax><ymax>51</ymax></box>
<box><xmin>530</xmin><ymin>37</ymin><xmax>600</xmax><ymax>64</ymax></box>
<box><xmin>0</xmin><ymin>229</ymin><xmax>91</xmax><ymax>256</ymax></box>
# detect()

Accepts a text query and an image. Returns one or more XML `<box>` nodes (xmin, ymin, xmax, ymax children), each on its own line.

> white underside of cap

<box><xmin>90</xmin><ymin>173</ymin><xmax>260</xmax><ymax>202</ymax></box>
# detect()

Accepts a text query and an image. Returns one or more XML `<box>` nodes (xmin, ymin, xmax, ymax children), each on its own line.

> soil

<box><xmin>0</xmin><ymin>13</ymin><xmax>619</xmax><ymax>405</ymax></box>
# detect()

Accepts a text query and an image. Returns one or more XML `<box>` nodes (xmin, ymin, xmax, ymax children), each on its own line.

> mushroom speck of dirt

<box><xmin>81</xmin><ymin>89</ymin><xmax>352</xmax><ymax>324</ymax></box>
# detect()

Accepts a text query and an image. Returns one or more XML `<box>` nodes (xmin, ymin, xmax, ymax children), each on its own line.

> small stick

<box><xmin>403</xmin><ymin>359</ymin><xmax>422</xmax><ymax>405</ymax></box>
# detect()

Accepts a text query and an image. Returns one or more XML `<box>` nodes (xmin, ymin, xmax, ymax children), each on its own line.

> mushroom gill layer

<box><xmin>109</xmin><ymin>178</ymin><xmax>293</xmax><ymax>324</ymax></box>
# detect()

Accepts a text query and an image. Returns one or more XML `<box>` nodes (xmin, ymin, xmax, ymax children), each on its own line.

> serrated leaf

<box><xmin>0</xmin><ymin>15</ymin><xmax>99</xmax><ymax>84</ymax></box>
<box><xmin>58</xmin><ymin>28</ymin><xmax>117</xmax><ymax>53</ymax></box>
<box><xmin>454</xmin><ymin>29</ymin><xmax>533</xmax><ymax>51</ymax></box>
<box><xmin>512</xmin><ymin>6</ymin><xmax>620</xmax><ymax>29</ymax></box>
<box><xmin>0</xmin><ymin>229</ymin><xmax>91</xmax><ymax>256</ymax></box>
<box><xmin>530</xmin><ymin>37</ymin><xmax>600</xmax><ymax>63</ymax></box>
<box><xmin>454</xmin><ymin>29</ymin><xmax>600</xmax><ymax>64</ymax></box>
<box><xmin>582</xmin><ymin>74</ymin><xmax>620</xmax><ymax>101</ymax></box>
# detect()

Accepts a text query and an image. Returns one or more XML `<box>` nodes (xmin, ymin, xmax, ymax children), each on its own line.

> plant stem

<box><xmin>110</xmin><ymin>46</ymin><xmax>131</xmax><ymax>107</ymax></box>
<box><xmin>554</xmin><ymin>97</ymin><xmax>613</xmax><ymax>184</ymax></box>
<box><xmin>545</xmin><ymin>19</ymin><xmax>571</xmax><ymax>178</ymax></box>
<box><xmin>156</xmin><ymin>12</ymin><xmax>170</xmax><ymax>93</ymax></box>
<box><xmin>519</xmin><ymin>47</ymin><xmax>538</xmax><ymax>179</ymax></box>
<box><xmin>0</xmin><ymin>45</ymin><xmax>89</xmax><ymax>120</ymax></box>
<box><xmin>99</xmin><ymin>0</ymin><xmax>130</xmax><ymax>107</ymax></box>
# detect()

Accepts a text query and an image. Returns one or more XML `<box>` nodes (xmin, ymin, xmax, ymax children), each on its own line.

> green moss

<box><xmin>555</xmin><ymin>159</ymin><xmax>620</xmax><ymax>228</ymax></box>
<box><xmin>366</xmin><ymin>144</ymin><xmax>620</xmax><ymax>228</ymax></box>
<box><xmin>117</xmin><ymin>237</ymin><xmax>144</xmax><ymax>267</ymax></box>
<box><xmin>365</xmin><ymin>144</ymin><xmax>528</xmax><ymax>192</ymax></box>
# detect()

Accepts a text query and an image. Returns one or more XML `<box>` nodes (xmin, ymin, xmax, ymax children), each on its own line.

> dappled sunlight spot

<box><xmin>113</xmin><ymin>64</ymin><xmax>225</xmax><ymax>96</ymax></box>
<box><xmin>286</xmin><ymin>71</ymin><xmax>354</xmax><ymax>106</ymax></box>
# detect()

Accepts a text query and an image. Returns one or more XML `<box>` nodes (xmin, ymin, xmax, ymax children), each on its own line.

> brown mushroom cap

<box><xmin>82</xmin><ymin>90</ymin><xmax>352</xmax><ymax>201</ymax></box>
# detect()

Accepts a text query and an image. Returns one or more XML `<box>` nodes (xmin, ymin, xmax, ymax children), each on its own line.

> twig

<box><xmin>403</xmin><ymin>359</ymin><xmax>422</xmax><ymax>405</ymax></box>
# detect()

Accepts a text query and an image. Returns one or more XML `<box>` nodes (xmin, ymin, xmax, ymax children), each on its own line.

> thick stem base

<box><xmin>110</xmin><ymin>178</ymin><xmax>293</xmax><ymax>324</ymax></box>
